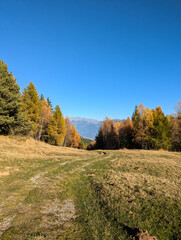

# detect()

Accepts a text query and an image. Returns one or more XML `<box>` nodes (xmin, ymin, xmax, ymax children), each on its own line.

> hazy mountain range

<box><xmin>70</xmin><ymin>117</ymin><xmax>122</xmax><ymax>140</ymax></box>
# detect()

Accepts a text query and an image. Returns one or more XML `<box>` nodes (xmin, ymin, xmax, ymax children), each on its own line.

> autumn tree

<box><xmin>64</xmin><ymin>117</ymin><xmax>73</xmax><ymax>147</ymax></box>
<box><xmin>96</xmin><ymin>117</ymin><xmax>119</xmax><ymax>149</ymax></box>
<box><xmin>37</xmin><ymin>98</ymin><xmax>52</xmax><ymax>141</ymax></box>
<box><xmin>0</xmin><ymin>60</ymin><xmax>31</xmax><ymax>135</ymax></box>
<box><xmin>47</xmin><ymin>105</ymin><xmax>66</xmax><ymax>146</ymax></box>
<box><xmin>87</xmin><ymin>141</ymin><xmax>96</xmax><ymax>150</ymax></box>
<box><xmin>21</xmin><ymin>82</ymin><xmax>41</xmax><ymax>137</ymax></box>
<box><xmin>132</xmin><ymin>104</ymin><xmax>154</xmax><ymax>149</ymax></box>
<box><xmin>64</xmin><ymin>117</ymin><xmax>81</xmax><ymax>148</ymax></box>
<box><xmin>71</xmin><ymin>124</ymin><xmax>81</xmax><ymax>148</ymax></box>
<box><xmin>117</xmin><ymin>118</ymin><xmax>134</xmax><ymax>149</ymax></box>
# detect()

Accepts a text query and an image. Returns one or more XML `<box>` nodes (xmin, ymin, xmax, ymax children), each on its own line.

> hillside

<box><xmin>0</xmin><ymin>136</ymin><xmax>181</xmax><ymax>239</ymax></box>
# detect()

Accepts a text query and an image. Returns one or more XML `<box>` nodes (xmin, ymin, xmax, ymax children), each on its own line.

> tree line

<box><xmin>90</xmin><ymin>103</ymin><xmax>181</xmax><ymax>151</ymax></box>
<box><xmin>1</xmin><ymin>59</ymin><xmax>180</xmax><ymax>151</ymax></box>
<box><xmin>0</xmin><ymin>60</ymin><xmax>85</xmax><ymax>148</ymax></box>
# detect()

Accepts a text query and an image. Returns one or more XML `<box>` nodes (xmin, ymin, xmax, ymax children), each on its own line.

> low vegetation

<box><xmin>0</xmin><ymin>136</ymin><xmax>180</xmax><ymax>239</ymax></box>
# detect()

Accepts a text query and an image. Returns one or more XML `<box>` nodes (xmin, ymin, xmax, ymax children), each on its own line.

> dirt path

<box><xmin>0</xmin><ymin>144</ymin><xmax>109</xmax><ymax>239</ymax></box>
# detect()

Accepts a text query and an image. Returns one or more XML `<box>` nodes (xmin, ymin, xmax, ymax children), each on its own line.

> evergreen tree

<box><xmin>150</xmin><ymin>106</ymin><xmax>172</xmax><ymax>150</ymax></box>
<box><xmin>95</xmin><ymin>127</ymin><xmax>105</xmax><ymax>149</ymax></box>
<box><xmin>47</xmin><ymin>97</ymin><xmax>53</xmax><ymax>110</ymax></box>
<box><xmin>0</xmin><ymin>60</ymin><xmax>31</xmax><ymax>135</ymax></box>
<box><xmin>79</xmin><ymin>141</ymin><xmax>87</xmax><ymax>149</ymax></box>
<box><xmin>47</xmin><ymin>105</ymin><xmax>66</xmax><ymax>146</ymax></box>
<box><xmin>124</xmin><ymin>117</ymin><xmax>134</xmax><ymax>148</ymax></box>
<box><xmin>132</xmin><ymin>105</ymin><xmax>142</xmax><ymax>148</ymax></box>
<box><xmin>40</xmin><ymin>94</ymin><xmax>44</xmax><ymax>100</ymax></box>
<box><xmin>171</xmin><ymin>102</ymin><xmax>181</xmax><ymax>151</ymax></box>
<box><xmin>21</xmin><ymin>82</ymin><xmax>41</xmax><ymax>137</ymax></box>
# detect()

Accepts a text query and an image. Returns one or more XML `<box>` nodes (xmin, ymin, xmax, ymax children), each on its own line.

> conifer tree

<box><xmin>141</xmin><ymin>108</ymin><xmax>154</xmax><ymax>149</ymax></box>
<box><xmin>0</xmin><ymin>60</ymin><xmax>31</xmax><ymax>135</ymax></box>
<box><xmin>132</xmin><ymin>104</ymin><xmax>154</xmax><ymax>149</ymax></box>
<box><xmin>64</xmin><ymin>117</ymin><xmax>81</xmax><ymax>148</ymax></box>
<box><xmin>79</xmin><ymin>141</ymin><xmax>87</xmax><ymax>149</ymax></box>
<box><xmin>71</xmin><ymin>124</ymin><xmax>81</xmax><ymax>148</ymax></box>
<box><xmin>47</xmin><ymin>105</ymin><xmax>66</xmax><ymax>146</ymax></box>
<box><xmin>64</xmin><ymin>117</ymin><xmax>73</xmax><ymax>146</ymax></box>
<box><xmin>21</xmin><ymin>82</ymin><xmax>41</xmax><ymax>137</ymax></box>
<box><xmin>95</xmin><ymin>117</ymin><xmax>119</xmax><ymax>149</ymax></box>
<box><xmin>47</xmin><ymin>97</ymin><xmax>53</xmax><ymax>110</ymax></box>
<box><xmin>40</xmin><ymin>94</ymin><xmax>44</xmax><ymax>100</ymax></box>
<box><xmin>118</xmin><ymin>121</ymin><xmax>127</xmax><ymax>148</ymax></box>
<box><xmin>150</xmin><ymin>106</ymin><xmax>172</xmax><ymax>150</ymax></box>
<box><xmin>132</xmin><ymin>105</ymin><xmax>143</xmax><ymax>148</ymax></box>
<box><xmin>172</xmin><ymin>102</ymin><xmax>181</xmax><ymax>151</ymax></box>
<box><xmin>37</xmin><ymin>98</ymin><xmax>52</xmax><ymax>141</ymax></box>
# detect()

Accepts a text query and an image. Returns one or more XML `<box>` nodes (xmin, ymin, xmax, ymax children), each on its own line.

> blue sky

<box><xmin>0</xmin><ymin>0</ymin><xmax>180</xmax><ymax>120</ymax></box>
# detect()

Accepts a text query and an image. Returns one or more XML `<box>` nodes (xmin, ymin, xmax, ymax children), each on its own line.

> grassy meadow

<box><xmin>0</xmin><ymin>136</ymin><xmax>180</xmax><ymax>240</ymax></box>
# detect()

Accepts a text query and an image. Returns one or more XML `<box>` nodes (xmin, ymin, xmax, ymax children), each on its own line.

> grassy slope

<box><xmin>0</xmin><ymin>136</ymin><xmax>180</xmax><ymax>240</ymax></box>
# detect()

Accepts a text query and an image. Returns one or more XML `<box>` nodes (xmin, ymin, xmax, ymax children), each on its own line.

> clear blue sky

<box><xmin>0</xmin><ymin>0</ymin><xmax>180</xmax><ymax>120</ymax></box>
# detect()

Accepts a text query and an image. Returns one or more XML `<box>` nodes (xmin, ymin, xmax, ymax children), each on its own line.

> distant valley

<box><xmin>70</xmin><ymin>117</ymin><xmax>122</xmax><ymax>140</ymax></box>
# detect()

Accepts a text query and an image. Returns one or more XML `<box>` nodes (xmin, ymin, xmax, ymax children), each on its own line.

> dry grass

<box><xmin>0</xmin><ymin>135</ymin><xmax>94</xmax><ymax>160</ymax></box>
<box><xmin>0</xmin><ymin>136</ymin><xmax>180</xmax><ymax>240</ymax></box>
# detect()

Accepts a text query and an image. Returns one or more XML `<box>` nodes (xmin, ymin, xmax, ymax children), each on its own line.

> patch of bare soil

<box><xmin>0</xmin><ymin>171</ymin><xmax>9</xmax><ymax>177</ymax></box>
<box><xmin>29</xmin><ymin>172</ymin><xmax>47</xmax><ymax>186</ymax></box>
<box><xmin>0</xmin><ymin>215</ymin><xmax>16</xmax><ymax>237</ymax></box>
<box><xmin>42</xmin><ymin>199</ymin><xmax>77</xmax><ymax>227</ymax></box>
<box><xmin>133</xmin><ymin>230</ymin><xmax>157</xmax><ymax>240</ymax></box>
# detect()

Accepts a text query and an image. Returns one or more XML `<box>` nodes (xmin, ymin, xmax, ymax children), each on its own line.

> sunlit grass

<box><xmin>0</xmin><ymin>136</ymin><xmax>180</xmax><ymax>239</ymax></box>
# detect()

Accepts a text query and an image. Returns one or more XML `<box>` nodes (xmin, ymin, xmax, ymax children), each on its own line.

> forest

<box><xmin>0</xmin><ymin>59</ymin><xmax>181</xmax><ymax>151</ymax></box>
<box><xmin>0</xmin><ymin>60</ymin><xmax>83</xmax><ymax>149</ymax></box>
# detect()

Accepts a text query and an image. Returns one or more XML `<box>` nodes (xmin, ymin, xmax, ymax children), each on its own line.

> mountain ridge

<box><xmin>70</xmin><ymin>117</ymin><xmax>123</xmax><ymax>140</ymax></box>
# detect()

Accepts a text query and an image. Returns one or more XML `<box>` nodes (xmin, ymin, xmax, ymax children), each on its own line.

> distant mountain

<box><xmin>69</xmin><ymin>117</ymin><xmax>101</xmax><ymax>140</ymax></box>
<box><xmin>69</xmin><ymin>117</ymin><xmax>123</xmax><ymax>140</ymax></box>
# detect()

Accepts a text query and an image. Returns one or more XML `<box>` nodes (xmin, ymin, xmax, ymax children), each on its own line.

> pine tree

<box><xmin>172</xmin><ymin>102</ymin><xmax>181</xmax><ymax>151</ymax></box>
<box><xmin>132</xmin><ymin>105</ymin><xmax>142</xmax><ymax>148</ymax></box>
<box><xmin>21</xmin><ymin>82</ymin><xmax>41</xmax><ymax>137</ymax></box>
<box><xmin>47</xmin><ymin>97</ymin><xmax>53</xmax><ymax>110</ymax></box>
<box><xmin>141</xmin><ymin>108</ymin><xmax>154</xmax><ymax>149</ymax></box>
<box><xmin>150</xmin><ymin>106</ymin><xmax>172</xmax><ymax>150</ymax></box>
<box><xmin>124</xmin><ymin>117</ymin><xmax>134</xmax><ymax>148</ymax></box>
<box><xmin>79</xmin><ymin>141</ymin><xmax>87</xmax><ymax>149</ymax></box>
<box><xmin>47</xmin><ymin>105</ymin><xmax>66</xmax><ymax>146</ymax></box>
<box><xmin>0</xmin><ymin>60</ymin><xmax>31</xmax><ymax>135</ymax></box>
<box><xmin>119</xmin><ymin>121</ymin><xmax>127</xmax><ymax>148</ymax></box>
<box><xmin>40</xmin><ymin>94</ymin><xmax>44</xmax><ymax>100</ymax></box>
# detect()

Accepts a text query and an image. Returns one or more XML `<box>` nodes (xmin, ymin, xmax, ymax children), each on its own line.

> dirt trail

<box><xmin>0</xmin><ymin>139</ymin><xmax>109</xmax><ymax>239</ymax></box>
